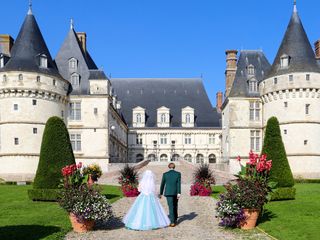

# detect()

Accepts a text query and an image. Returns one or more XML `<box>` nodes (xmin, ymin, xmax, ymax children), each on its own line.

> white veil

<box><xmin>138</xmin><ymin>170</ymin><xmax>156</xmax><ymax>195</ymax></box>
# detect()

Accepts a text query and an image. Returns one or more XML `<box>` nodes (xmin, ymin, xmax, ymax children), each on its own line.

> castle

<box><xmin>0</xmin><ymin>2</ymin><xmax>319</xmax><ymax>181</ymax></box>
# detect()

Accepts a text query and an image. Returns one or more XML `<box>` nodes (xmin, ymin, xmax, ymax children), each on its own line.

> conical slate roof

<box><xmin>267</xmin><ymin>4</ymin><xmax>320</xmax><ymax>78</ymax></box>
<box><xmin>0</xmin><ymin>10</ymin><xmax>61</xmax><ymax>78</ymax></box>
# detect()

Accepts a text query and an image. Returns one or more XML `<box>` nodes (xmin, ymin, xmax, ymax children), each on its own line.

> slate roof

<box><xmin>0</xmin><ymin>10</ymin><xmax>61</xmax><ymax>78</ymax></box>
<box><xmin>55</xmin><ymin>27</ymin><xmax>107</xmax><ymax>95</ymax></box>
<box><xmin>110</xmin><ymin>78</ymin><xmax>221</xmax><ymax>128</ymax></box>
<box><xmin>229</xmin><ymin>50</ymin><xmax>271</xmax><ymax>98</ymax></box>
<box><xmin>267</xmin><ymin>4</ymin><xmax>320</xmax><ymax>78</ymax></box>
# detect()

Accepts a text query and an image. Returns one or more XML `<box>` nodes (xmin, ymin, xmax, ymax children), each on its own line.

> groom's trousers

<box><xmin>166</xmin><ymin>196</ymin><xmax>178</xmax><ymax>224</ymax></box>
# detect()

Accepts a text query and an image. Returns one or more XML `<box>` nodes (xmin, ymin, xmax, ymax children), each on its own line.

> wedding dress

<box><xmin>123</xmin><ymin>170</ymin><xmax>170</xmax><ymax>230</ymax></box>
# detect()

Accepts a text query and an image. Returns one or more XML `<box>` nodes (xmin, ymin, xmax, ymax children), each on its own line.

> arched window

<box><xmin>69</xmin><ymin>58</ymin><xmax>78</xmax><ymax>71</ymax></box>
<box><xmin>160</xmin><ymin>154</ymin><xmax>168</xmax><ymax>162</ymax></box>
<box><xmin>18</xmin><ymin>74</ymin><xmax>23</xmax><ymax>81</ymax></box>
<box><xmin>172</xmin><ymin>154</ymin><xmax>180</xmax><ymax>161</ymax></box>
<box><xmin>184</xmin><ymin>154</ymin><xmax>192</xmax><ymax>162</ymax></box>
<box><xmin>247</xmin><ymin>64</ymin><xmax>255</xmax><ymax>75</ymax></box>
<box><xmin>209</xmin><ymin>154</ymin><xmax>216</xmax><ymax>164</ymax></box>
<box><xmin>71</xmin><ymin>73</ymin><xmax>80</xmax><ymax>87</ymax></box>
<box><xmin>136</xmin><ymin>113</ymin><xmax>141</xmax><ymax>123</ymax></box>
<box><xmin>148</xmin><ymin>154</ymin><xmax>156</xmax><ymax>161</ymax></box>
<box><xmin>39</xmin><ymin>54</ymin><xmax>47</xmax><ymax>68</ymax></box>
<box><xmin>196</xmin><ymin>154</ymin><xmax>204</xmax><ymax>164</ymax></box>
<box><xmin>161</xmin><ymin>113</ymin><xmax>166</xmax><ymax>123</ymax></box>
<box><xmin>186</xmin><ymin>113</ymin><xmax>191</xmax><ymax>124</ymax></box>
<box><xmin>136</xmin><ymin>154</ymin><xmax>144</xmax><ymax>162</ymax></box>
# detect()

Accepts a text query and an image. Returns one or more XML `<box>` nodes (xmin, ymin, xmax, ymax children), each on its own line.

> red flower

<box><xmin>236</xmin><ymin>156</ymin><xmax>241</xmax><ymax>162</ymax></box>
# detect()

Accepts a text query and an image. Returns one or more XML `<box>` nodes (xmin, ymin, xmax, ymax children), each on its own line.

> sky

<box><xmin>2</xmin><ymin>0</ymin><xmax>320</xmax><ymax>106</ymax></box>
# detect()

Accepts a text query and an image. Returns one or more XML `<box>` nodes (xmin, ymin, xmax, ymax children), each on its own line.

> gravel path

<box><xmin>66</xmin><ymin>185</ymin><xmax>271</xmax><ymax>240</ymax></box>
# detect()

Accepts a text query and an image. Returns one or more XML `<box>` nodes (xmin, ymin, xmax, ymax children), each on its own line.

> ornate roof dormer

<box><xmin>267</xmin><ymin>1</ymin><xmax>320</xmax><ymax>78</ymax></box>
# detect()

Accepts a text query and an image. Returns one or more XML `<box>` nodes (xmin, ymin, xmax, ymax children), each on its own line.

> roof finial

<box><xmin>28</xmin><ymin>0</ymin><xmax>32</xmax><ymax>15</ymax></box>
<box><xmin>293</xmin><ymin>0</ymin><xmax>297</xmax><ymax>13</ymax></box>
<box><xmin>70</xmin><ymin>18</ymin><xmax>74</xmax><ymax>30</ymax></box>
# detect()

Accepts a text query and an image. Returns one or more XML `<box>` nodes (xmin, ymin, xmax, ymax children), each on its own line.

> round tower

<box><xmin>0</xmin><ymin>7</ymin><xmax>71</xmax><ymax>181</ymax></box>
<box><xmin>260</xmin><ymin>2</ymin><xmax>320</xmax><ymax>178</ymax></box>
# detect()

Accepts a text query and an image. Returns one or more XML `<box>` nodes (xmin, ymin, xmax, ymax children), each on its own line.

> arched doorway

<box><xmin>160</xmin><ymin>154</ymin><xmax>168</xmax><ymax>162</ymax></box>
<box><xmin>148</xmin><ymin>154</ymin><xmax>156</xmax><ymax>161</ymax></box>
<box><xmin>209</xmin><ymin>154</ymin><xmax>216</xmax><ymax>163</ymax></box>
<box><xmin>136</xmin><ymin>154</ymin><xmax>144</xmax><ymax>162</ymax></box>
<box><xmin>184</xmin><ymin>154</ymin><xmax>192</xmax><ymax>162</ymax></box>
<box><xmin>172</xmin><ymin>154</ymin><xmax>180</xmax><ymax>161</ymax></box>
<box><xmin>196</xmin><ymin>154</ymin><xmax>204</xmax><ymax>164</ymax></box>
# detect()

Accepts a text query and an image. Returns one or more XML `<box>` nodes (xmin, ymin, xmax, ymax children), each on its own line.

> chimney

<box><xmin>76</xmin><ymin>32</ymin><xmax>87</xmax><ymax>53</ymax></box>
<box><xmin>216</xmin><ymin>91</ymin><xmax>223</xmax><ymax>112</ymax></box>
<box><xmin>0</xmin><ymin>35</ymin><xmax>14</xmax><ymax>56</ymax></box>
<box><xmin>315</xmin><ymin>40</ymin><xmax>320</xmax><ymax>59</ymax></box>
<box><xmin>225</xmin><ymin>50</ymin><xmax>238</xmax><ymax>97</ymax></box>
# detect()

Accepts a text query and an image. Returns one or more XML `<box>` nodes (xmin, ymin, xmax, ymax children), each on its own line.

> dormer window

<box><xmin>247</xmin><ymin>64</ymin><xmax>255</xmax><ymax>75</ymax></box>
<box><xmin>136</xmin><ymin>113</ymin><xmax>142</xmax><ymax>123</ymax></box>
<box><xmin>160</xmin><ymin>113</ymin><xmax>166</xmax><ymax>123</ymax></box>
<box><xmin>280</xmin><ymin>54</ymin><xmax>290</xmax><ymax>68</ymax></box>
<box><xmin>186</xmin><ymin>113</ymin><xmax>191</xmax><ymax>124</ymax></box>
<box><xmin>69</xmin><ymin>58</ymin><xmax>78</xmax><ymax>71</ymax></box>
<box><xmin>71</xmin><ymin>73</ymin><xmax>80</xmax><ymax>87</ymax></box>
<box><xmin>157</xmin><ymin>106</ymin><xmax>170</xmax><ymax>127</ymax></box>
<box><xmin>182</xmin><ymin>106</ymin><xmax>194</xmax><ymax>127</ymax></box>
<box><xmin>132</xmin><ymin>106</ymin><xmax>146</xmax><ymax>128</ymax></box>
<box><xmin>39</xmin><ymin>54</ymin><xmax>47</xmax><ymax>68</ymax></box>
<box><xmin>248</xmin><ymin>78</ymin><xmax>258</xmax><ymax>93</ymax></box>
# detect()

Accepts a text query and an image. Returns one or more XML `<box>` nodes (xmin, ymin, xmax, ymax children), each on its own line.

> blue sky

<box><xmin>2</xmin><ymin>0</ymin><xmax>320</xmax><ymax>105</ymax></box>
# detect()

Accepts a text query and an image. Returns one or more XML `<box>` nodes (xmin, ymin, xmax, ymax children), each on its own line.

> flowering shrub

<box><xmin>59</xmin><ymin>184</ymin><xmax>112</xmax><ymax>221</ymax></box>
<box><xmin>82</xmin><ymin>164</ymin><xmax>102</xmax><ymax>181</ymax></box>
<box><xmin>190</xmin><ymin>164</ymin><xmax>215</xmax><ymax>196</ymax></box>
<box><xmin>118</xmin><ymin>164</ymin><xmax>139</xmax><ymax>197</ymax></box>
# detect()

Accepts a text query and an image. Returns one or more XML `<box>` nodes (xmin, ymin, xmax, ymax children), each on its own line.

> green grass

<box><xmin>211</xmin><ymin>185</ymin><xmax>226</xmax><ymax>199</ymax></box>
<box><xmin>258</xmin><ymin>183</ymin><xmax>320</xmax><ymax>240</ymax></box>
<box><xmin>0</xmin><ymin>184</ymin><xmax>122</xmax><ymax>240</ymax></box>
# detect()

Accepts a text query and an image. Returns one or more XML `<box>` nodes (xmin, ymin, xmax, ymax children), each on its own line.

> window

<box><xmin>196</xmin><ymin>154</ymin><xmax>204</xmax><ymax>164</ymax></box>
<box><xmin>70</xmin><ymin>133</ymin><xmax>81</xmax><ymax>151</ymax></box>
<box><xmin>160</xmin><ymin>154</ymin><xmax>168</xmax><ymax>162</ymax></box>
<box><xmin>209</xmin><ymin>134</ymin><xmax>215</xmax><ymax>144</ymax></box>
<box><xmin>184</xmin><ymin>134</ymin><xmax>191</xmax><ymax>144</ymax></box>
<box><xmin>36</xmin><ymin>76</ymin><xmax>40</xmax><ymax>83</ymax></box>
<box><xmin>71</xmin><ymin>73</ymin><xmax>80</xmax><ymax>87</ymax></box>
<box><xmin>3</xmin><ymin>75</ymin><xmax>7</xmax><ymax>82</ymax></box>
<box><xmin>33</xmin><ymin>128</ymin><xmax>37</xmax><ymax>134</ymax></box>
<box><xmin>14</xmin><ymin>138</ymin><xmax>19</xmax><ymax>145</ymax></box>
<box><xmin>284</xmin><ymin>102</ymin><xmax>288</xmax><ymax>108</ymax></box>
<box><xmin>136</xmin><ymin>134</ymin><xmax>143</xmax><ymax>145</ymax></box>
<box><xmin>305</xmin><ymin>104</ymin><xmax>310</xmax><ymax>115</ymax></box>
<box><xmin>209</xmin><ymin>154</ymin><xmax>216</xmax><ymax>163</ymax></box>
<box><xmin>61</xmin><ymin>110</ymin><xmax>64</xmax><ymax>117</ymax></box>
<box><xmin>249</xmin><ymin>79</ymin><xmax>258</xmax><ymax>93</ymax></box>
<box><xmin>32</xmin><ymin>99</ymin><xmax>37</xmax><ymax>106</ymax></box>
<box><xmin>53</xmin><ymin>79</ymin><xmax>56</xmax><ymax>86</ymax></box>
<box><xmin>289</xmin><ymin>75</ymin><xmax>293</xmax><ymax>82</ymax></box>
<box><xmin>249</xmin><ymin>101</ymin><xmax>260</xmax><ymax>121</ymax></box>
<box><xmin>136</xmin><ymin>113</ymin><xmax>141</xmax><ymax>123</ymax></box>
<box><xmin>160</xmin><ymin>113</ymin><xmax>166</xmax><ymax>123</ymax></box>
<box><xmin>247</xmin><ymin>65</ymin><xmax>255</xmax><ymax>75</ymax></box>
<box><xmin>160</xmin><ymin>134</ymin><xmax>167</xmax><ymax>145</ymax></box>
<box><xmin>0</xmin><ymin>56</ymin><xmax>4</xmax><ymax>68</ymax></box>
<box><xmin>148</xmin><ymin>154</ymin><xmax>156</xmax><ymax>161</ymax></box>
<box><xmin>306</xmin><ymin>74</ymin><xmax>310</xmax><ymax>81</ymax></box>
<box><xmin>69</xmin><ymin>102</ymin><xmax>81</xmax><ymax>120</ymax></box>
<box><xmin>284</xmin><ymin>129</ymin><xmax>287</xmax><ymax>134</ymax></box>
<box><xmin>274</xmin><ymin>78</ymin><xmax>278</xmax><ymax>85</ymax></box>
<box><xmin>18</xmin><ymin>74</ymin><xmax>23</xmax><ymax>81</ymax></box>
<box><xmin>304</xmin><ymin>140</ymin><xmax>308</xmax><ymax>145</ymax></box>
<box><xmin>94</xmin><ymin>108</ymin><xmax>98</xmax><ymax>115</ymax></box>
<box><xmin>172</xmin><ymin>154</ymin><xmax>180</xmax><ymax>161</ymax></box>
<box><xmin>69</xmin><ymin>58</ymin><xmax>77</xmax><ymax>71</ymax></box>
<box><xmin>250</xmin><ymin>130</ymin><xmax>261</xmax><ymax>152</ymax></box>
<box><xmin>136</xmin><ymin>154</ymin><xmax>144</xmax><ymax>162</ymax></box>
<box><xmin>13</xmin><ymin>104</ymin><xmax>18</xmax><ymax>111</ymax></box>
<box><xmin>39</xmin><ymin>54</ymin><xmax>47</xmax><ymax>68</ymax></box>
<box><xmin>280</xmin><ymin>54</ymin><xmax>290</xmax><ymax>68</ymax></box>
<box><xmin>186</xmin><ymin>113</ymin><xmax>191</xmax><ymax>124</ymax></box>
<box><xmin>184</xmin><ymin>154</ymin><xmax>192</xmax><ymax>162</ymax></box>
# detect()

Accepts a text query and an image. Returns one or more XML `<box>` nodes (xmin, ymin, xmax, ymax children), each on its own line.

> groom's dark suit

<box><xmin>160</xmin><ymin>169</ymin><xmax>181</xmax><ymax>224</ymax></box>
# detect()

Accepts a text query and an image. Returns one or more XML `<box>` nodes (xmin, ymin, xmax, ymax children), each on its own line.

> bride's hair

<box><xmin>138</xmin><ymin>170</ymin><xmax>156</xmax><ymax>195</ymax></box>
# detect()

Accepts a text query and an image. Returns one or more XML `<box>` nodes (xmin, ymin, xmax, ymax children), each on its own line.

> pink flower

<box><xmin>236</xmin><ymin>156</ymin><xmax>241</xmax><ymax>162</ymax></box>
<box><xmin>77</xmin><ymin>162</ymin><xmax>82</xmax><ymax>169</ymax></box>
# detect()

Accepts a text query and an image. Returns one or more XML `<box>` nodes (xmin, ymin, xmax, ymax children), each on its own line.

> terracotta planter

<box><xmin>87</xmin><ymin>174</ymin><xmax>94</xmax><ymax>187</ymax></box>
<box><xmin>69</xmin><ymin>213</ymin><xmax>94</xmax><ymax>233</ymax></box>
<box><xmin>240</xmin><ymin>209</ymin><xmax>260</xmax><ymax>230</ymax></box>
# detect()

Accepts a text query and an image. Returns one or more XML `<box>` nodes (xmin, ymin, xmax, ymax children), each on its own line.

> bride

<box><xmin>123</xmin><ymin>170</ymin><xmax>170</xmax><ymax>230</ymax></box>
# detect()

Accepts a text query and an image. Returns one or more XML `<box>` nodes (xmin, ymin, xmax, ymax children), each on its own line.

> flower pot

<box><xmin>69</xmin><ymin>213</ymin><xmax>94</xmax><ymax>233</ymax></box>
<box><xmin>240</xmin><ymin>209</ymin><xmax>260</xmax><ymax>230</ymax></box>
<box><xmin>87</xmin><ymin>174</ymin><xmax>94</xmax><ymax>187</ymax></box>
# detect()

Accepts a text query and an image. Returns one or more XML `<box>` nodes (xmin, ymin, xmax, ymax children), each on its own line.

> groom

<box><xmin>159</xmin><ymin>163</ymin><xmax>181</xmax><ymax>227</ymax></box>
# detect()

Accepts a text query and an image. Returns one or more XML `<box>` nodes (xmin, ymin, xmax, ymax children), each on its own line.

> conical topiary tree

<box><xmin>261</xmin><ymin>116</ymin><xmax>295</xmax><ymax>200</ymax></box>
<box><xmin>28</xmin><ymin>116</ymin><xmax>76</xmax><ymax>201</ymax></box>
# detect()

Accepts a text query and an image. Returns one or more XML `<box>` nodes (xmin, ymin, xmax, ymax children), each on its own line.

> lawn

<box><xmin>212</xmin><ymin>183</ymin><xmax>320</xmax><ymax>240</ymax></box>
<box><xmin>0</xmin><ymin>184</ymin><xmax>122</xmax><ymax>240</ymax></box>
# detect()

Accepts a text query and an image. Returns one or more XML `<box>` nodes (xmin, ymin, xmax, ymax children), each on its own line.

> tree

<box><xmin>261</xmin><ymin>116</ymin><xmax>295</xmax><ymax>200</ymax></box>
<box><xmin>29</xmin><ymin>116</ymin><xmax>76</xmax><ymax>201</ymax></box>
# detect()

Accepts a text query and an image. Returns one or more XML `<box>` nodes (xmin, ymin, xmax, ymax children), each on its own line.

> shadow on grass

<box><xmin>0</xmin><ymin>225</ymin><xmax>61</xmax><ymax>240</ymax></box>
<box><xmin>178</xmin><ymin>212</ymin><xmax>198</xmax><ymax>224</ymax></box>
<box><xmin>258</xmin><ymin>209</ymin><xmax>277</xmax><ymax>224</ymax></box>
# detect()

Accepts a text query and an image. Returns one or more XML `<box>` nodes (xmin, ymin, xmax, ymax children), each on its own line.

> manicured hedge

<box><xmin>295</xmin><ymin>179</ymin><xmax>320</xmax><ymax>183</ymax></box>
<box><xmin>29</xmin><ymin>117</ymin><xmax>75</xmax><ymax>201</ymax></box>
<box><xmin>270</xmin><ymin>187</ymin><xmax>296</xmax><ymax>201</ymax></box>
<box><xmin>28</xmin><ymin>189</ymin><xmax>61</xmax><ymax>202</ymax></box>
